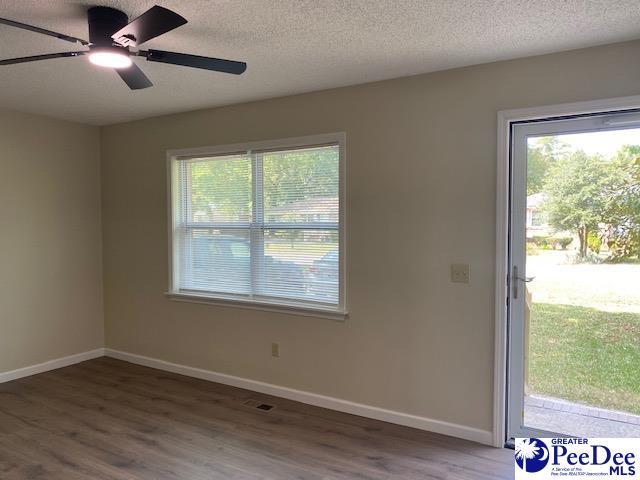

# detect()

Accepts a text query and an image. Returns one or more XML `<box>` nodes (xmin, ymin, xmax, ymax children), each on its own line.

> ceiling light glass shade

<box><xmin>89</xmin><ymin>50</ymin><xmax>132</xmax><ymax>69</ymax></box>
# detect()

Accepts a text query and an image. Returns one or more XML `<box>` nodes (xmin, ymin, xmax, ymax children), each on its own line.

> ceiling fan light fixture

<box><xmin>89</xmin><ymin>49</ymin><xmax>132</xmax><ymax>69</ymax></box>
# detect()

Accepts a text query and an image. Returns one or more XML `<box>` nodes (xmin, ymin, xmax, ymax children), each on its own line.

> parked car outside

<box><xmin>191</xmin><ymin>235</ymin><xmax>305</xmax><ymax>298</ymax></box>
<box><xmin>307</xmin><ymin>248</ymin><xmax>339</xmax><ymax>302</ymax></box>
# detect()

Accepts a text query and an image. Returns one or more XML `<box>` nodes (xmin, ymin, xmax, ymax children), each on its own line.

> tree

<box><xmin>262</xmin><ymin>148</ymin><xmax>338</xmax><ymax>215</ymax></box>
<box><xmin>527</xmin><ymin>137</ymin><xmax>569</xmax><ymax>195</ymax></box>
<box><xmin>542</xmin><ymin>150</ymin><xmax>612</xmax><ymax>257</ymax></box>
<box><xmin>603</xmin><ymin>145</ymin><xmax>640</xmax><ymax>261</ymax></box>
<box><xmin>188</xmin><ymin>148</ymin><xmax>339</xmax><ymax>225</ymax></box>
<box><xmin>190</xmin><ymin>155</ymin><xmax>252</xmax><ymax>221</ymax></box>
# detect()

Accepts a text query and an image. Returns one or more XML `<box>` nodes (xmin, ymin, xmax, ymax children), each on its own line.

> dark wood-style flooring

<box><xmin>0</xmin><ymin>357</ymin><xmax>513</xmax><ymax>479</ymax></box>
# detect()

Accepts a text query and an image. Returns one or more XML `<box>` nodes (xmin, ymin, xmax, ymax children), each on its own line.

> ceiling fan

<box><xmin>0</xmin><ymin>5</ymin><xmax>247</xmax><ymax>90</ymax></box>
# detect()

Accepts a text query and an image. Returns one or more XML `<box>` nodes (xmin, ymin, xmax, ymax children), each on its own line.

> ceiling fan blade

<box><xmin>116</xmin><ymin>62</ymin><xmax>153</xmax><ymax>90</ymax></box>
<box><xmin>111</xmin><ymin>6</ymin><xmax>186</xmax><ymax>47</ymax></box>
<box><xmin>0</xmin><ymin>17</ymin><xmax>89</xmax><ymax>45</ymax></box>
<box><xmin>139</xmin><ymin>49</ymin><xmax>247</xmax><ymax>75</ymax></box>
<box><xmin>0</xmin><ymin>51</ymin><xmax>86</xmax><ymax>66</ymax></box>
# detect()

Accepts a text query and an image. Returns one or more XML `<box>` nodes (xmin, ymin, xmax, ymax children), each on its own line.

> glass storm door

<box><xmin>508</xmin><ymin>111</ymin><xmax>640</xmax><ymax>441</ymax></box>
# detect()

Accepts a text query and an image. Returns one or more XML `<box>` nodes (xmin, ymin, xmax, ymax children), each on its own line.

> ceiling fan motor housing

<box><xmin>88</xmin><ymin>7</ymin><xmax>128</xmax><ymax>49</ymax></box>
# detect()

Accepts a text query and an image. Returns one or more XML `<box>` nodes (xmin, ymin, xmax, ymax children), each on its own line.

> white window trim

<box><xmin>166</xmin><ymin>132</ymin><xmax>348</xmax><ymax>321</ymax></box>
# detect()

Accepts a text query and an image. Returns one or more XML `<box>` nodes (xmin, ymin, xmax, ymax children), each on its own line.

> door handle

<box><xmin>512</xmin><ymin>266</ymin><xmax>535</xmax><ymax>299</ymax></box>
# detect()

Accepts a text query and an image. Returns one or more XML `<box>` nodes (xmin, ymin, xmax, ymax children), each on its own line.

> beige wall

<box><xmin>101</xmin><ymin>40</ymin><xmax>640</xmax><ymax>434</ymax></box>
<box><xmin>0</xmin><ymin>109</ymin><xmax>104</xmax><ymax>372</ymax></box>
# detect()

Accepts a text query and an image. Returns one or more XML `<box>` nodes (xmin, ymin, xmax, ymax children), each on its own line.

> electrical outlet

<box><xmin>271</xmin><ymin>342</ymin><xmax>280</xmax><ymax>358</ymax></box>
<box><xmin>450</xmin><ymin>264</ymin><xmax>470</xmax><ymax>284</ymax></box>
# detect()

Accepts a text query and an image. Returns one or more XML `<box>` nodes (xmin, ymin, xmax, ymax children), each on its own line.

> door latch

<box><xmin>512</xmin><ymin>265</ymin><xmax>535</xmax><ymax>299</ymax></box>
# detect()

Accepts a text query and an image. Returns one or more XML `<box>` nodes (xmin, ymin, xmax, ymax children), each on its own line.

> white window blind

<box><xmin>169</xmin><ymin>138</ymin><xmax>343</xmax><ymax>313</ymax></box>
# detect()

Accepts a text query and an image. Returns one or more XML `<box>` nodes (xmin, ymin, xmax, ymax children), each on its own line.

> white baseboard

<box><xmin>0</xmin><ymin>348</ymin><xmax>105</xmax><ymax>384</ymax></box>
<box><xmin>105</xmin><ymin>348</ymin><xmax>493</xmax><ymax>446</ymax></box>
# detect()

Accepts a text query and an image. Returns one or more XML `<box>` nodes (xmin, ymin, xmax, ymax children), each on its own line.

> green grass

<box><xmin>529</xmin><ymin>302</ymin><xmax>640</xmax><ymax>415</ymax></box>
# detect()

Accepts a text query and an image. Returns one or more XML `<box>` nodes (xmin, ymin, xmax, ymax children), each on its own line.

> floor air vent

<box><xmin>243</xmin><ymin>399</ymin><xmax>276</xmax><ymax>412</ymax></box>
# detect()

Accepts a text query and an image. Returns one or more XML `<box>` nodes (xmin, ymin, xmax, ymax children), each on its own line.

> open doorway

<box><xmin>506</xmin><ymin>110</ymin><xmax>640</xmax><ymax>441</ymax></box>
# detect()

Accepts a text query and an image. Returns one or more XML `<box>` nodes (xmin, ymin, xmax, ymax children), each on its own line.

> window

<box><xmin>531</xmin><ymin>210</ymin><xmax>545</xmax><ymax>227</ymax></box>
<box><xmin>168</xmin><ymin>134</ymin><xmax>346</xmax><ymax>318</ymax></box>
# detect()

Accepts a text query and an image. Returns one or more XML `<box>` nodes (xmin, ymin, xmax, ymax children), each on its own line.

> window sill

<box><xmin>165</xmin><ymin>292</ymin><xmax>348</xmax><ymax>321</ymax></box>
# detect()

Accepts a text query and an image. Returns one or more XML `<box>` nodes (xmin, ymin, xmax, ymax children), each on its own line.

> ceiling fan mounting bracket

<box><xmin>87</xmin><ymin>6</ymin><xmax>128</xmax><ymax>47</ymax></box>
<box><xmin>115</xmin><ymin>33</ymin><xmax>137</xmax><ymax>46</ymax></box>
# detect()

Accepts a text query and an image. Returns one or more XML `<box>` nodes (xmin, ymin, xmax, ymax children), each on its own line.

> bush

<box><xmin>530</xmin><ymin>235</ymin><xmax>573</xmax><ymax>250</ymax></box>
<box><xmin>569</xmin><ymin>251</ymin><xmax>603</xmax><ymax>264</ymax></box>
<box><xmin>606</xmin><ymin>227</ymin><xmax>640</xmax><ymax>262</ymax></box>
<box><xmin>587</xmin><ymin>232</ymin><xmax>602</xmax><ymax>254</ymax></box>
<box><xmin>556</xmin><ymin>237</ymin><xmax>573</xmax><ymax>250</ymax></box>
<box><xmin>531</xmin><ymin>236</ymin><xmax>551</xmax><ymax>249</ymax></box>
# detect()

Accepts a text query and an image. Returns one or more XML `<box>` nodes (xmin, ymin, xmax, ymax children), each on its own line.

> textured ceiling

<box><xmin>1</xmin><ymin>0</ymin><xmax>640</xmax><ymax>125</ymax></box>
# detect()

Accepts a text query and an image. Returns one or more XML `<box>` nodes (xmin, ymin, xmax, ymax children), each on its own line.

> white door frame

<box><xmin>494</xmin><ymin>94</ymin><xmax>640</xmax><ymax>447</ymax></box>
